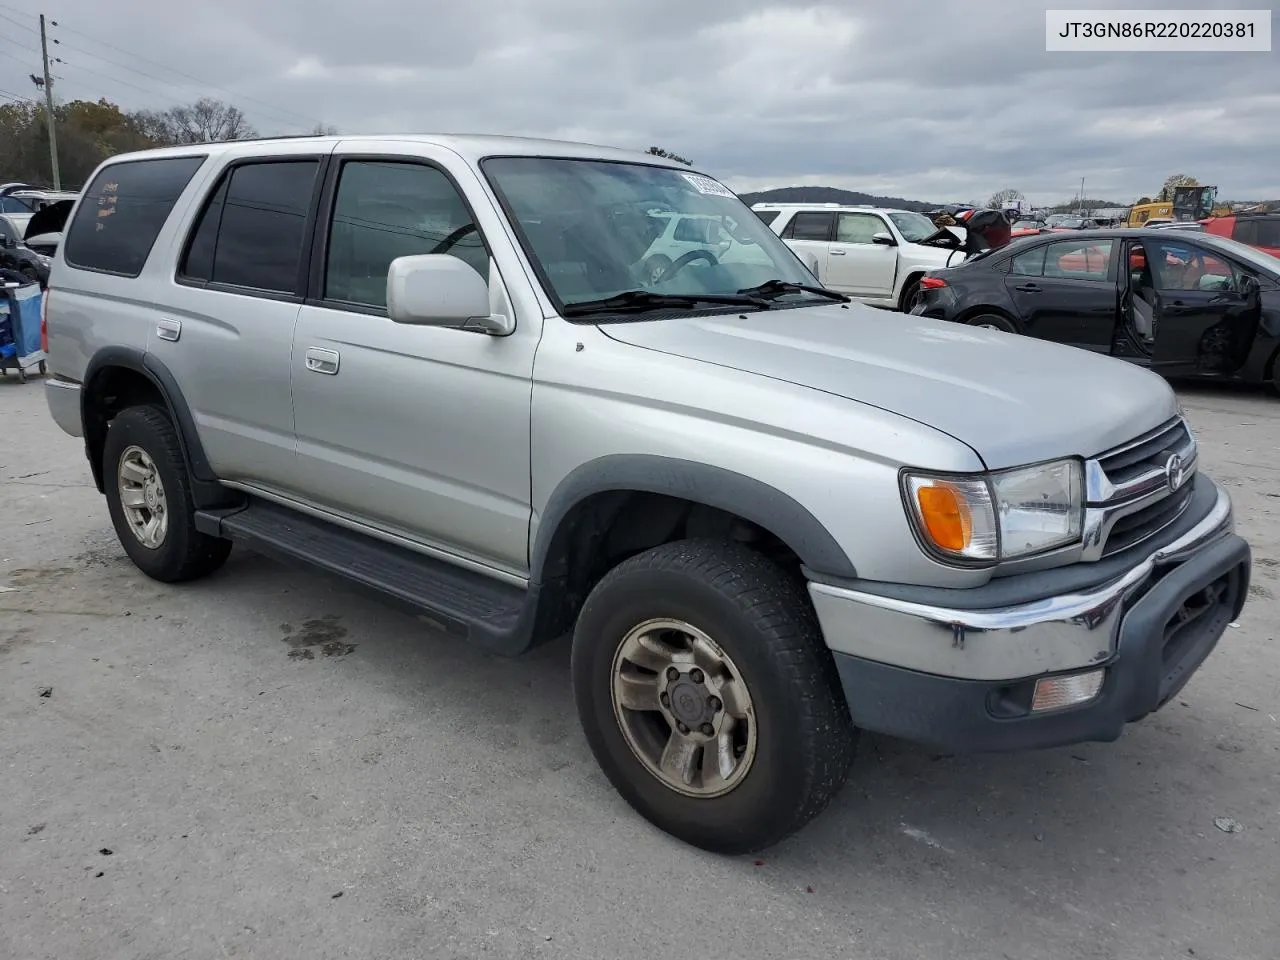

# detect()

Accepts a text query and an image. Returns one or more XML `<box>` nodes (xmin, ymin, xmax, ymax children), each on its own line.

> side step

<box><xmin>195</xmin><ymin>498</ymin><xmax>540</xmax><ymax>656</ymax></box>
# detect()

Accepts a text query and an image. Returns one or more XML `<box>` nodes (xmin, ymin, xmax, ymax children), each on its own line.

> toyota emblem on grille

<box><xmin>1165</xmin><ymin>453</ymin><xmax>1186</xmax><ymax>492</ymax></box>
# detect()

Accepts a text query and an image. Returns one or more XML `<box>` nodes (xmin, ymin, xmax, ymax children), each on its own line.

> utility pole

<box><xmin>38</xmin><ymin>14</ymin><xmax>60</xmax><ymax>190</ymax></box>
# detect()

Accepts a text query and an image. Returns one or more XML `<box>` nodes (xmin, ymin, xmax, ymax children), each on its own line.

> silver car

<box><xmin>43</xmin><ymin>136</ymin><xmax>1251</xmax><ymax>853</ymax></box>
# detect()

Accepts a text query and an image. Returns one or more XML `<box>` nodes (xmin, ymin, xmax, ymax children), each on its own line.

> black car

<box><xmin>0</xmin><ymin>200</ymin><xmax>72</xmax><ymax>287</ymax></box>
<box><xmin>912</xmin><ymin>228</ymin><xmax>1280</xmax><ymax>393</ymax></box>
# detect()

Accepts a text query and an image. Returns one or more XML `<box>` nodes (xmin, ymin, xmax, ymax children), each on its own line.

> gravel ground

<box><xmin>2</xmin><ymin>375</ymin><xmax>1277</xmax><ymax>960</ymax></box>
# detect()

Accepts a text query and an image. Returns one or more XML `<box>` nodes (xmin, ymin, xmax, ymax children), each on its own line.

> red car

<box><xmin>1202</xmin><ymin>213</ymin><xmax>1280</xmax><ymax>258</ymax></box>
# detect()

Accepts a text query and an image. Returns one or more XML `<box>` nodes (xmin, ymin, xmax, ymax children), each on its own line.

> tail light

<box><xmin>40</xmin><ymin>284</ymin><xmax>49</xmax><ymax>353</ymax></box>
<box><xmin>920</xmin><ymin>276</ymin><xmax>948</xmax><ymax>290</ymax></box>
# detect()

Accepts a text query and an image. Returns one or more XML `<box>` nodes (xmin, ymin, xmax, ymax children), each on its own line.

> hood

<box><xmin>598</xmin><ymin>304</ymin><xmax>1176</xmax><ymax>470</ymax></box>
<box><xmin>23</xmin><ymin>199</ymin><xmax>72</xmax><ymax>241</ymax></box>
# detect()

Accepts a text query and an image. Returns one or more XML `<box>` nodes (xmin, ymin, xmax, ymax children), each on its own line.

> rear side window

<box><xmin>783</xmin><ymin>212</ymin><xmax>834</xmax><ymax>241</ymax></box>
<box><xmin>1009</xmin><ymin>245</ymin><xmax>1047</xmax><ymax>276</ymax></box>
<box><xmin>64</xmin><ymin>156</ymin><xmax>205</xmax><ymax>277</ymax></box>
<box><xmin>180</xmin><ymin>160</ymin><xmax>319</xmax><ymax>294</ymax></box>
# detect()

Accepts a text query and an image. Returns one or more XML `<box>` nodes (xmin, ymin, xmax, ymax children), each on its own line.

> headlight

<box><xmin>903</xmin><ymin>459</ymin><xmax>1083</xmax><ymax>564</ymax></box>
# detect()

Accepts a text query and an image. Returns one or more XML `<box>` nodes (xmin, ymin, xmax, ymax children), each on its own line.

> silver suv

<box><xmin>43</xmin><ymin>136</ymin><xmax>1252</xmax><ymax>853</ymax></box>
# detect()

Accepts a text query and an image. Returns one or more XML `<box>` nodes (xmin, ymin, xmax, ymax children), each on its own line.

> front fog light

<box><xmin>1031</xmin><ymin>669</ymin><xmax>1104</xmax><ymax>712</ymax></box>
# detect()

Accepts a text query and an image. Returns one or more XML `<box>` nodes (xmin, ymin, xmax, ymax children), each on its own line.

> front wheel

<box><xmin>899</xmin><ymin>276</ymin><xmax>924</xmax><ymax>313</ymax></box>
<box><xmin>571</xmin><ymin>539</ymin><xmax>857</xmax><ymax>854</ymax></box>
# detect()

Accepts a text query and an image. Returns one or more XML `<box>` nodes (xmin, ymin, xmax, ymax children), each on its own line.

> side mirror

<box><xmin>871</xmin><ymin>232</ymin><xmax>896</xmax><ymax>246</ymax></box>
<box><xmin>386</xmin><ymin>254</ymin><xmax>512</xmax><ymax>335</ymax></box>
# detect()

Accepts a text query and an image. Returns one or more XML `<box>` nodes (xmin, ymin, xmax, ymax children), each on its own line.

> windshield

<box><xmin>886</xmin><ymin>211</ymin><xmax>938</xmax><ymax>243</ymax></box>
<box><xmin>482</xmin><ymin>157</ymin><xmax>819</xmax><ymax>312</ymax></box>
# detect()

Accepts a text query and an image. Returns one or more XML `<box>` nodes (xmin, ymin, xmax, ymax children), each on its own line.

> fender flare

<box><xmin>81</xmin><ymin>346</ymin><xmax>235</xmax><ymax>508</ymax></box>
<box><xmin>531</xmin><ymin>455</ymin><xmax>858</xmax><ymax>580</ymax></box>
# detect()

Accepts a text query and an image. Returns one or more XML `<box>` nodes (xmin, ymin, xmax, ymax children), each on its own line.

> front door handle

<box><xmin>156</xmin><ymin>318</ymin><xmax>182</xmax><ymax>342</ymax></box>
<box><xmin>305</xmin><ymin>347</ymin><xmax>340</xmax><ymax>376</ymax></box>
<box><xmin>1014</xmin><ymin>283</ymin><xmax>1041</xmax><ymax>293</ymax></box>
<box><xmin>829</xmin><ymin>249</ymin><xmax>847</xmax><ymax>256</ymax></box>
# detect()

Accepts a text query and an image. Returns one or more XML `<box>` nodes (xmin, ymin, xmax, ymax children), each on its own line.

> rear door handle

<box><xmin>305</xmin><ymin>347</ymin><xmax>340</xmax><ymax>375</ymax></box>
<box><xmin>156</xmin><ymin>318</ymin><xmax>182</xmax><ymax>342</ymax></box>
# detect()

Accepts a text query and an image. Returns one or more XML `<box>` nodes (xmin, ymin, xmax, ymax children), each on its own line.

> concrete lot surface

<box><xmin>2</xmin><ymin>376</ymin><xmax>1278</xmax><ymax>960</ymax></box>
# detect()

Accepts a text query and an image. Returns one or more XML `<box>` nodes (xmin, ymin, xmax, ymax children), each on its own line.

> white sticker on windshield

<box><xmin>681</xmin><ymin>173</ymin><xmax>735</xmax><ymax>198</ymax></box>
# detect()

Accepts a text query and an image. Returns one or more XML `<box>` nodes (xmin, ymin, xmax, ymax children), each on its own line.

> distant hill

<box><xmin>737</xmin><ymin>186</ymin><xmax>940</xmax><ymax>212</ymax></box>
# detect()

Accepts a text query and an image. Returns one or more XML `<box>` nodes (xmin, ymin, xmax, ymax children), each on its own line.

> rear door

<box><xmin>779</xmin><ymin>211</ymin><xmax>834</xmax><ymax>284</ymax></box>
<box><xmin>825</xmin><ymin>212</ymin><xmax>897</xmax><ymax>297</ymax></box>
<box><xmin>1145</xmin><ymin>239</ymin><xmax>1258</xmax><ymax>375</ymax></box>
<box><xmin>1002</xmin><ymin>237</ymin><xmax>1118</xmax><ymax>352</ymax></box>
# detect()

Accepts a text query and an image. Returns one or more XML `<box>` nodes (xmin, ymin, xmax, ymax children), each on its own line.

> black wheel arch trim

<box><xmin>81</xmin><ymin>346</ymin><xmax>239</xmax><ymax>509</ymax></box>
<box><xmin>531</xmin><ymin>455</ymin><xmax>858</xmax><ymax>580</ymax></box>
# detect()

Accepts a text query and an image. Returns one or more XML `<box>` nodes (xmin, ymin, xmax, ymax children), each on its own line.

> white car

<box><xmin>639</xmin><ymin>210</ymin><xmax>773</xmax><ymax>282</ymax></box>
<box><xmin>753</xmin><ymin>203</ymin><xmax>966</xmax><ymax>311</ymax></box>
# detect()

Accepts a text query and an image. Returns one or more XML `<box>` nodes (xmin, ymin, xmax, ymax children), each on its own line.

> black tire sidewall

<box><xmin>968</xmin><ymin>313</ymin><xmax>1017</xmax><ymax>333</ymax></box>
<box><xmin>573</xmin><ymin>560</ymin><xmax>828</xmax><ymax>850</ymax></box>
<box><xmin>102</xmin><ymin>406</ymin><xmax>205</xmax><ymax>580</ymax></box>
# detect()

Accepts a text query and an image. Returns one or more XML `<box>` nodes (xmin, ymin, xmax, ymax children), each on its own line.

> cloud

<box><xmin>10</xmin><ymin>0</ymin><xmax>1279</xmax><ymax>203</ymax></box>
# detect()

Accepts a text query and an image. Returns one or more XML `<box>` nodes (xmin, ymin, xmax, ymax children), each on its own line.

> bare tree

<box><xmin>165</xmin><ymin>98</ymin><xmax>257</xmax><ymax>143</ymax></box>
<box><xmin>987</xmin><ymin>187</ymin><xmax>1025</xmax><ymax>210</ymax></box>
<box><xmin>310</xmin><ymin>122</ymin><xmax>339</xmax><ymax>136</ymax></box>
<box><xmin>645</xmin><ymin>145</ymin><xmax>692</xmax><ymax>166</ymax></box>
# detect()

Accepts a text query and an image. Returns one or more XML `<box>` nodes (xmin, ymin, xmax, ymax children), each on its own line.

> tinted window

<box><xmin>835</xmin><ymin>212</ymin><xmax>884</xmax><ymax>244</ymax></box>
<box><xmin>1244</xmin><ymin>219</ymin><xmax>1280</xmax><ymax>248</ymax></box>
<box><xmin>753</xmin><ymin>209</ymin><xmax>780</xmax><ymax>226</ymax></box>
<box><xmin>1009</xmin><ymin>245</ymin><xmax>1046</xmax><ymax>276</ymax></box>
<box><xmin>1043</xmin><ymin>239</ymin><xmax>1113</xmax><ymax>280</ymax></box>
<box><xmin>209</xmin><ymin>161</ymin><xmax>317</xmax><ymax>292</ymax></box>
<box><xmin>179</xmin><ymin>178</ymin><xmax>229</xmax><ymax>283</ymax></box>
<box><xmin>64</xmin><ymin>156</ymin><xmax>205</xmax><ymax>277</ymax></box>
<box><xmin>784</xmin><ymin>212</ymin><xmax>834</xmax><ymax>241</ymax></box>
<box><xmin>325</xmin><ymin>160</ymin><xmax>487</xmax><ymax>308</ymax></box>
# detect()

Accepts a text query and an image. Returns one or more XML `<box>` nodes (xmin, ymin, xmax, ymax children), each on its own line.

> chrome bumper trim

<box><xmin>810</xmin><ymin>486</ymin><xmax>1234</xmax><ymax>681</ymax></box>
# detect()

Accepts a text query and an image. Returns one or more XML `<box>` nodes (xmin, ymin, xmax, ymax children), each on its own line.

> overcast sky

<box><xmin>1</xmin><ymin>0</ymin><xmax>1276</xmax><ymax>205</ymax></box>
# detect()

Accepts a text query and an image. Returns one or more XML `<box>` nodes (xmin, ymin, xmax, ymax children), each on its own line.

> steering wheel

<box><xmin>653</xmin><ymin>248</ymin><xmax>719</xmax><ymax>284</ymax></box>
<box><xmin>430</xmin><ymin>223</ymin><xmax>478</xmax><ymax>256</ymax></box>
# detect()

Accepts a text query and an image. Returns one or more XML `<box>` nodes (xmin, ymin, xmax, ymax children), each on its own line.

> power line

<box><xmin>0</xmin><ymin>5</ymin><xmax>327</xmax><ymax>130</ymax></box>
<box><xmin>0</xmin><ymin>85</ymin><xmax>37</xmax><ymax>104</ymax></box>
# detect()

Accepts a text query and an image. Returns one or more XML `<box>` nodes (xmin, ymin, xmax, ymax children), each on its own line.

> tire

<box><xmin>102</xmin><ymin>405</ymin><xmax>232</xmax><ymax>582</ymax></box>
<box><xmin>571</xmin><ymin>538</ymin><xmax>857</xmax><ymax>854</ymax></box>
<box><xmin>898</xmin><ymin>275</ymin><xmax>924</xmax><ymax>313</ymax></box>
<box><xmin>966</xmin><ymin>312</ymin><xmax>1017</xmax><ymax>333</ymax></box>
<box><xmin>642</xmin><ymin>254</ymin><xmax>671</xmax><ymax>284</ymax></box>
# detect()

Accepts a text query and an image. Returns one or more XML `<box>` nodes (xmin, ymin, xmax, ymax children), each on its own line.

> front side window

<box><xmin>325</xmin><ymin>160</ymin><xmax>488</xmax><ymax>308</ymax></box>
<box><xmin>1145</xmin><ymin>242</ymin><xmax>1239</xmax><ymax>293</ymax></box>
<box><xmin>482</xmin><ymin>158</ymin><xmax>818</xmax><ymax>309</ymax></box>
<box><xmin>64</xmin><ymin>156</ymin><xmax>205</xmax><ymax>277</ymax></box>
<box><xmin>835</xmin><ymin>213</ymin><xmax>885</xmax><ymax>244</ymax></box>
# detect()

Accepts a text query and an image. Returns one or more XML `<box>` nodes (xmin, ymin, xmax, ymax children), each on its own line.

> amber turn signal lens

<box><xmin>915</xmin><ymin>484</ymin><xmax>972</xmax><ymax>552</ymax></box>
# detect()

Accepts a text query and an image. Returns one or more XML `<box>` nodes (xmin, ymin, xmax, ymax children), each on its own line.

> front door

<box><xmin>1003</xmin><ymin>237</ymin><xmax>1118</xmax><ymax>352</ymax></box>
<box><xmin>289</xmin><ymin>148</ymin><xmax>538</xmax><ymax>577</ymax></box>
<box><xmin>824</xmin><ymin>212</ymin><xmax>897</xmax><ymax>298</ymax></box>
<box><xmin>1144</xmin><ymin>239</ymin><xmax>1260</xmax><ymax>376</ymax></box>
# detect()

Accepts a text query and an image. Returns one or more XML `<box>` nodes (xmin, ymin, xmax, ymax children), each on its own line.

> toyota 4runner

<box><xmin>43</xmin><ymin>136</ymin><xmax>1251</xmax><ymax>853</ymax></box>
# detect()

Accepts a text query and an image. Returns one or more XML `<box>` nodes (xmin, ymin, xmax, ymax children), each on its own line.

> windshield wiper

<box><xmin>562</xmin><ymin>289</ymin><xmax>771</xmax><ymax>318</ymax></box>
<box><xmin>735</xmin><ymin>279</ymin><xmax>850</xmax><ymax>302</ymax></box>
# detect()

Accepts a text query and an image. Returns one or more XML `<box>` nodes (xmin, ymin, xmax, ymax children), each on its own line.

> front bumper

<box><xmin>811</xmin><ymin>482</ymin><xmax>1250</xmax><ymax>752</ymax></box>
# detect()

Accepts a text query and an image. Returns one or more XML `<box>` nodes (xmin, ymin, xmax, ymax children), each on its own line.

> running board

<box><xmin>195</xmin><ymin>498</ymin><xmax>542</xmax><ymax>656</ymax></box>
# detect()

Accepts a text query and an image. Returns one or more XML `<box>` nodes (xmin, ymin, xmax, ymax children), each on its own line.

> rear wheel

<box><xmin>102</xmin><ymin>405</ymin><xmax>232</xmax><ymax>582</ymax></box>
<box><xmin>966</xmin><ymin>312</ymin><xmax>1017</xmax><ymax>333</ymax></box>
<box><xmin>571</xmin><ymin>538</ymin><xmax>857</xmax><ymax>854</ymax></box>
<box><xmin>899</xmin><ymin>276</ymin><xmax>924</xmax><ymax>313</ymax></box>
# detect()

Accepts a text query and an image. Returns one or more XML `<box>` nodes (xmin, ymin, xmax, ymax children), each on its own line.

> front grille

<box><xmin>1084</xmin><ymin>417</ymin><xmax>1198</xmax><ymax>560</ymax></box>
<box><xmin>1102</xmin><ymin>484</ymin><xmax>1193</xmax><ymax>556</ymax></box>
